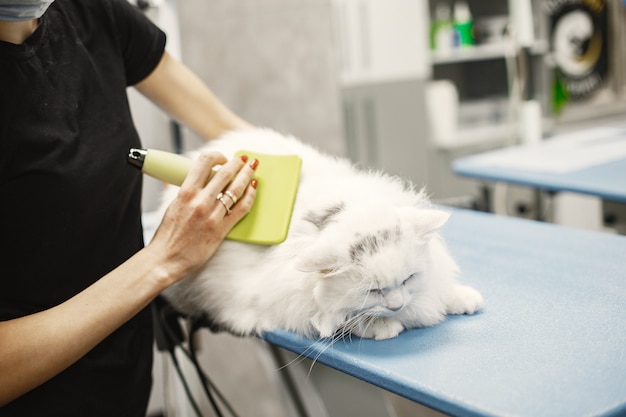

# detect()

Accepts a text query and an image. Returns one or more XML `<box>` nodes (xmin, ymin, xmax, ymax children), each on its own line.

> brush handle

<box><xmin>142</xmin><ymin>149</ymin><xmax>193</xmax><ymax>186</ymax></box>
<box><xmin>128</xmin><ymin>148</ymin><xmax>218</xmax><ymax>186</ymax></box>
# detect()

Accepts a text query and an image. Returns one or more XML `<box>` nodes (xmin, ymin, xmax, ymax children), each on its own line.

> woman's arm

<box><xmin>0</xmin><ymin>152</ymin><xmax>257</xmax><ymax>406</ymax></box>
<box><xmin>135</xmin><ymin>51</ymin><xmax>253</xmax><ymax>140</ymax></box>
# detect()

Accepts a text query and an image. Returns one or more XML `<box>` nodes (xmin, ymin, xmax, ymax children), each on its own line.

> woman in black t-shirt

<box><xmin>0</xmin><ymin>1</ymin><xmax>258</xmax><ymax>415</ymax></box>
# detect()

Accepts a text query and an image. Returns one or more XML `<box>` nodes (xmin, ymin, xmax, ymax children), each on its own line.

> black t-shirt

<box><xmin>0</xmin><ymin>0</ymin><xmax>166</xmax><ymax>415</ymax></box>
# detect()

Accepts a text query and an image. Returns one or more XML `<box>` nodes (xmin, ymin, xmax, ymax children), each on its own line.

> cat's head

<box><xmin>298</xmin><ymin>203</ymin><xmax>450</xmax><ymax>337</ymax></box>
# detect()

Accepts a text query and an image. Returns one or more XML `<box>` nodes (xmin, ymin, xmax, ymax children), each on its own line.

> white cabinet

<box><xmin>332</xmin><ymin>0</ymin><xmax>431</xmax><ymax>86</ymax></box>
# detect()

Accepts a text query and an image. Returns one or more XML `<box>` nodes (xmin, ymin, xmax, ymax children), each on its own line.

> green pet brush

<box><xmin>128</xmin><ymin>148</ymin><xmax>302</xmax><ymax>245</ymax></box>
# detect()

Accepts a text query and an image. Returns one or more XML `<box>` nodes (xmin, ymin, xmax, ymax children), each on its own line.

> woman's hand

<box><xmin>0</xmin><ymin>153</ymin><xmax>257</xmax><ymax>406</ymax></box>
<box><xmin>147</xmin><ymin>151</ymin><xmax>258</xmax><ymax>283</ymax></box>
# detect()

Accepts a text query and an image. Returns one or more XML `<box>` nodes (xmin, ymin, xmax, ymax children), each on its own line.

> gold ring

<box><xmin>216</xmin><ymin>195</ymin><xmax>232</xmax><ymax>215</ymax></box>
<box><xmin>224</xmin><ymin>190</ymin><xmax>238</xmax><ymax>204</ymax></box>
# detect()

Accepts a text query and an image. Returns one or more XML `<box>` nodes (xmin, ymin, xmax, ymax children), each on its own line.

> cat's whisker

<box><xmin>306</xmin><ymin>338</ymin><xmax>337</xmax><ymax>377</ymax></box>
<box><xmin>272</xmin><ymin>349</ymin><xmax>311</xmax><ymax>371</ymax></box>
<box><xmin>351</xmin><ymin>312</ymin><xmax>379</xmax><ymax>340</ymax></box>
<box><xmin>338</xmin><ymin>310</ymin><xmax>377</xmax><ymax>341</ymax></box>
<box><xmin>269</xmin><ymin>336</ymin><xmax>335</xmax><ymax>378</ymax></box>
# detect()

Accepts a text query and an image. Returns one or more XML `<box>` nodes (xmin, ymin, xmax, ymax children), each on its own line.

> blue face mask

<box><xmin>0</xmin><ymin>0</ymin><xmax>55</xmax><ymax>22</ymax></box>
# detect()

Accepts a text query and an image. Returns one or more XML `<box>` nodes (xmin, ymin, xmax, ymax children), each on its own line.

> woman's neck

<box><xmin>0</xmin><ymin>19</ymin><xmax>38</xmax><ymax>44</ymax></box>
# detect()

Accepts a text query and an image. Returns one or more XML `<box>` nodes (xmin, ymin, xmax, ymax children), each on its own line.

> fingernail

<box><xmin>251</xmin><ymin>179</ymin><xmax>258</xmax><ymax>189</ymax></box>
<box><xmin>249</xmin><ymin>159</ymin><xmax>259</xmax><ymax>170</ymax></box>
<box><xmin>240</xmin><ymin>155</ymin><xmax>248</xmax><ymax>163</ymax></box>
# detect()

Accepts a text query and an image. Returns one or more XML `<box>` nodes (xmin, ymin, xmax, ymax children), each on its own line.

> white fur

<box><xmin>159</xmin><ymin>128</ymin><xmax>483</xmax><ymax>340</ymax></box>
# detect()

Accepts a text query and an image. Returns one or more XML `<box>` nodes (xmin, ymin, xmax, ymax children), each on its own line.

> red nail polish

<box><xmin>251</xmin><ymin>179</ymin><xmax>258</xmax><ymax>189</ymax></box>
<box><xmin>240</xmin><ymin>155</ymin><xmax>248</xmax><ymax>163</ymax></box>
<box><xmin>249</xmin><ymin>159</ymin><xmax>259</xmax><ymax>170</ymax></box>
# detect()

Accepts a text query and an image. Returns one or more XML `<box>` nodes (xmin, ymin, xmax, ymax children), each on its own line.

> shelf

<box><xmin>431</xmin><ymin>40</ymin><xmax>549</xmax><ymax>65</ymax></box>
<box><xmin>339</xmin><ymin>69</ymin><xmax>426</xmax><ymax>88</ymax></box>
<box><xmin>431</xmin><ymin>42</ymin><xmax>513</xmax><ymax>65</ymax></box>
<box><xmin>434</xmin><ymin>122</ymin><xmax>516</xmax><ymax>150</ymax></box>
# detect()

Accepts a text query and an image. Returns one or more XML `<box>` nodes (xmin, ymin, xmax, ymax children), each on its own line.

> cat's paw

<box><xmin>446</xmin><ymin>285</ymin><xmax>483</xmax><ymax>315</ymax></box>
<box><xmin>354</xmin><ymin>318</ymin><xmax>405</xmax><ymax>340</ymax></box>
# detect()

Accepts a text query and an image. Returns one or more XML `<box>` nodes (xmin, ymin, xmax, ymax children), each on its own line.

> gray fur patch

<box><xmin>350</xmin><ymin>226</ymin><xmax>402</xmax><ymax>262</ymax></box>
<box><xmin>304</xmin><ymin>202</ymin><xmax>345</xmax><ymax>230</ymax></box>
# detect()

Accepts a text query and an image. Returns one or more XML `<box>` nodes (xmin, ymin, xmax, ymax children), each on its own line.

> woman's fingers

<box><xmin>180</xmin><ymin>150</ymin><xmax>258</xmax><ymax>227</ymax></box>
<box><xmin>181</xmin><ymin>151</ymin><xmax>227</xmax><ymax>189</ymax></box>
<box><xmin>177</xmin><ymin>151</ymin><xmax>257</xmax><ymax>222</ymax></box>
<box><xmin>218</xmin><ymin>157</ymin><xmax>258</xmax><ymax>226</ymax></box>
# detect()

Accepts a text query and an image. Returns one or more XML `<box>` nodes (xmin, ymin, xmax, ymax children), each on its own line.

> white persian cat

<box><xmin>159</xmin><ymin>128</ymin><xmax>483</xmax><ymax>340</ymax></box>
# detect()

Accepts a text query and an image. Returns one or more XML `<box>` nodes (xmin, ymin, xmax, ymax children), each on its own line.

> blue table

<box><xmin>451</xmin><ymin>127</ymin><xmax>626</xmax><ymax>203</ymax></box>
<box><xmin>265</xmin><ymin>209</ymin><xmax>626</xmax><ymax>417</ymax></box>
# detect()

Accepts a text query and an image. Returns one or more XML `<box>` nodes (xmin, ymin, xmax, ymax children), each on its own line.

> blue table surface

<box><xmin>453</xmin><ymin>155</ymin><xmax>626</xmax><ymax>203</ymax></box>
<box><xmin>264</xmin><ymin>209</ymin><xmax>626</xmax><ymax>417</ymax></box>
<box><xmin>452</xmin><ymin>133</ymin><xmax>626</xmax><ymax>202</ymax></box>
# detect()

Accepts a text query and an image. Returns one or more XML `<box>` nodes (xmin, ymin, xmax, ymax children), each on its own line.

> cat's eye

<box><xmin>403</xmin><ymin>273</ymin><xmax>420</xmax><ymax>285</ymax></box>
<box><xmin>369</xmin><ymin>288</ymin><xmax>384</xmax><ymax>296</ymax></box>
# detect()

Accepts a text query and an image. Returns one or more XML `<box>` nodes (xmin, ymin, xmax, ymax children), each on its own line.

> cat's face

<box><xmin>299</xmin><ymin>203</ymin><xmax>449</xmax><ymax>336</ymax></box>
<box><xmin>347</xmin><ymin>232</ymin><xmax>430</xmax><ymax>317</ymax></box>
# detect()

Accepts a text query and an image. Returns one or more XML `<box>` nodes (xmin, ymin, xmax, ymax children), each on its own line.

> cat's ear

<box><xmin>399</xmin><ymin>208</ymin><xmax>450</xmax><ymax>238</ymax></box>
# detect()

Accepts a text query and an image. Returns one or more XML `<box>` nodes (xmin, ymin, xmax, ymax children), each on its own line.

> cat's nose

<box><xmin>385</xmin><ymin>290</ymin><xmax>404</xmax><ymax>312</ymax></box>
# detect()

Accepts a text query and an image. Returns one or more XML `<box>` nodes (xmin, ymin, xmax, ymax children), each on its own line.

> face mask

<box><xmin>0</xmin><ymin>0</ymin><xmax>55</xmax><ymax>22</ymax></box>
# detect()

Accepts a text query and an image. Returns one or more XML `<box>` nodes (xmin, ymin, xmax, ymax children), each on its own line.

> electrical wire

<box><xmin>153</xmin><ymin>299</ymin><xmax>241</xmax><ymax>417</ymax></box>
<box><xmin>168</xmin><ymin>347</ymin><xmax>204</xmax><ymax>417</ymax></box>
<box><xmin>187</xmin><ymin>322</ymin><xmax>224</xmax><ymax>417</ymax></box>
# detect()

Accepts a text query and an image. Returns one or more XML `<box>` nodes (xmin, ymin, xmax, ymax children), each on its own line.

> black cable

<box><xmin>170</xmin><ymin>121</ymin><xmax>184</xmax><ymax>155</ymax></box>
<box><xmin>152</xmin><ymin>298</ymin><xmax>241</xmax><ymax>417</ymax></box>
<box><xmin>152</xmin><ymin>298</ymin><xmax>205</xmax><ymax>417</ymax></box>
<box><xmin>176</xmin><ymin>337</ymin><xmax>240</xmax><ymax>417</ymax></box>
<box><xmin>188</xmin><ymin>323</ymin><xmax>224</xmax><ymax>417</ymax></box>
<box><xmin>168</xmin><ymin>347</ymin><xmax>204</xmax><ymax>417</ymax></box>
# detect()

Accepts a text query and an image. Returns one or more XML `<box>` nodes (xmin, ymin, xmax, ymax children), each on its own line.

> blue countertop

<box><xmin>265</xmin><ymin>209</ymin><xmax>626</xmax><ymax>417</ymax></box>
<box><xmin>453</xmin><ymin>157</ymin><xmax>626</xmax><ymax>203</ymax></box>
<box><xmin>452</xmin><ymin>128</ymin><xmax>626</xmax><ymax>203</ymax></box>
